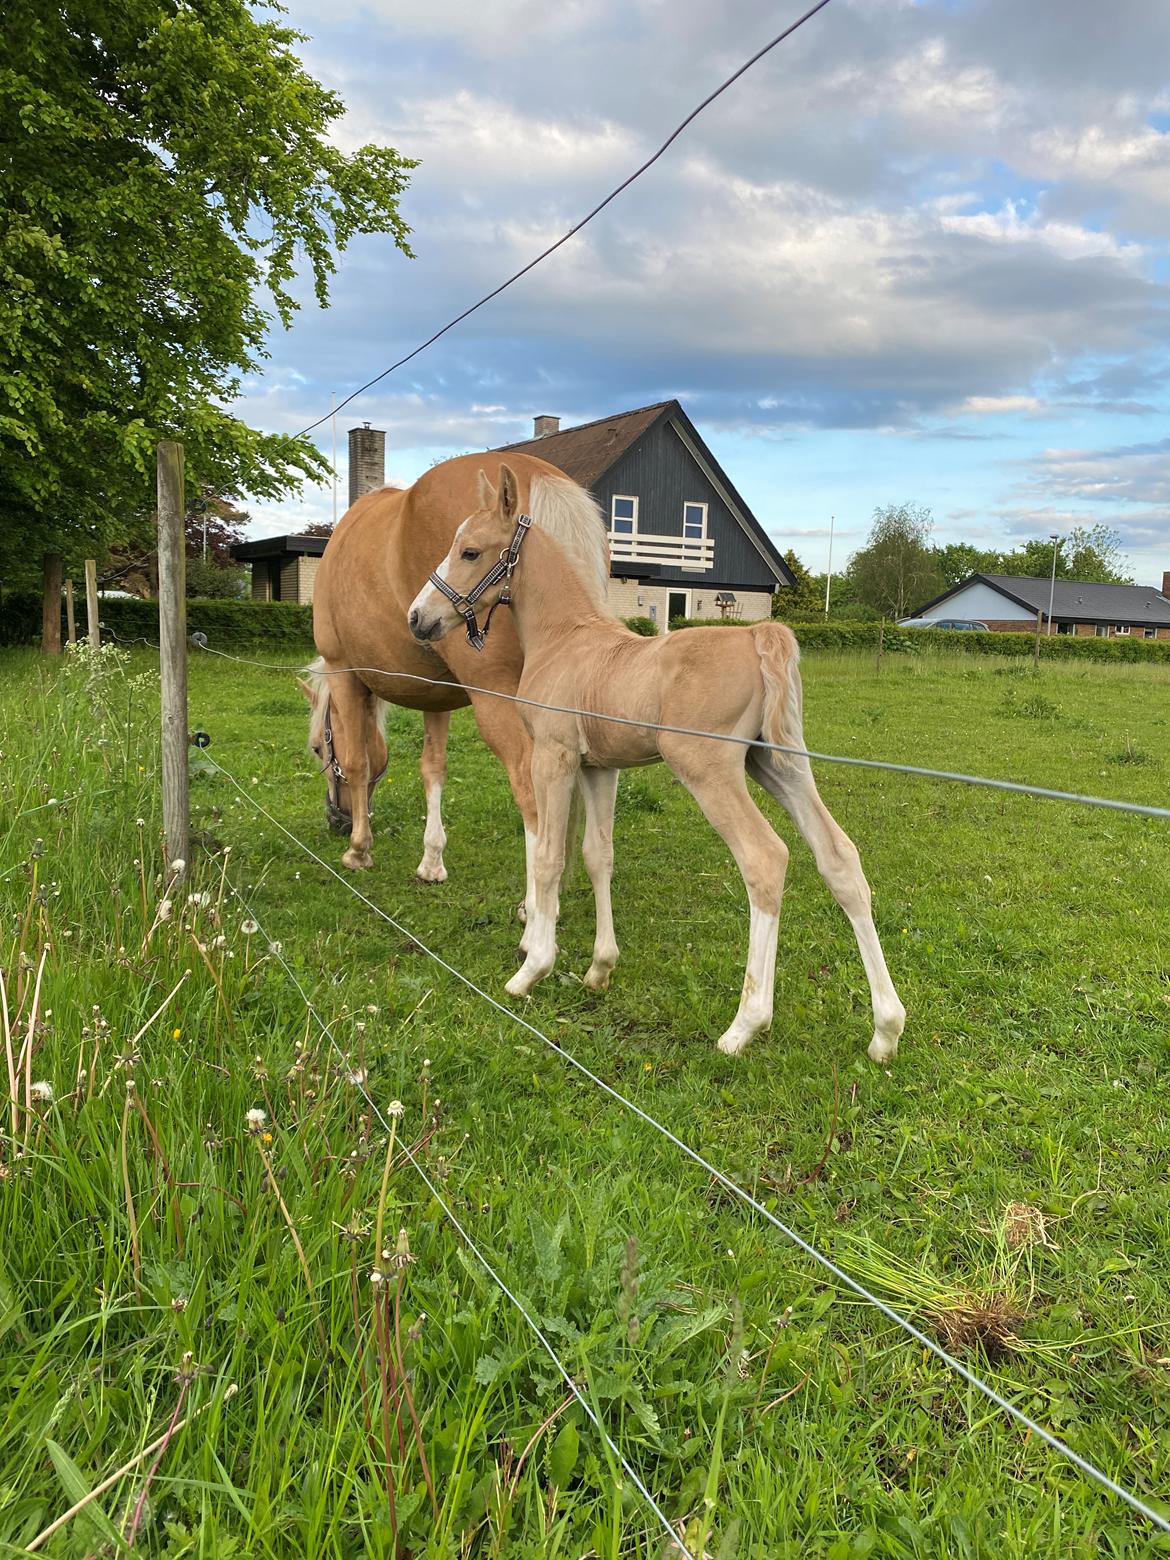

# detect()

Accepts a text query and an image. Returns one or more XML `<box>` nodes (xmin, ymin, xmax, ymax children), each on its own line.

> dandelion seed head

<box><xmin>30</xmin><ymin>1080</ymin><xmax>54</xmax><ymax>1103</ymax></box>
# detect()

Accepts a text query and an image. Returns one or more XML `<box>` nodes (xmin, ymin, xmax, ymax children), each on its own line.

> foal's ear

<box><xmin>296</xmin><ymin>677</ymin><xmax>315</xmax><ymax>705</ymax></box>
<box><xmin>497</xmin><ymin>463</ymin><xmax>520</xmax><ymax>520</ymax></box>
<box><xmin>476</xmin><ymin>468</ymin><xmax>497</xmax><ymax>513</ymax></box>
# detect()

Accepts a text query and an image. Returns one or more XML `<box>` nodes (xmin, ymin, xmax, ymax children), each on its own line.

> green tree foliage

<box><xmin>845</xmin><ymin>502</ymin><xmax>944</xmax><ymax>621</ymax></box>
<box><xmin>774</xmin><ymin>549</ymin><xmax>824</xmax><ymax>617</ymax></box>
<box><xmin>933</xmin><ymin>541</ymin><xmax>1003</xmax><ymax>588</ymax></box>
<box><xmin>1</xmin><ymin>0</ymin><xmax>416</xmax><ymax>590</ymax></box>
<box><xmin>998</xmin><ymin>524</ymin><xmax>1133</xmax><ymax>585</ymax></box>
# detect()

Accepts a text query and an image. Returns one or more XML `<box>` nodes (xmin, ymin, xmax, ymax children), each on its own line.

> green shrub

<box><xmin>623</xmin><ymin>615</ymin><xmax>659</xmax><ymax>636</ymax></box>
<box><xmin>0</xmin><ymin>590</ymin><xmax>314</xmax><ymax>649</ymax></box>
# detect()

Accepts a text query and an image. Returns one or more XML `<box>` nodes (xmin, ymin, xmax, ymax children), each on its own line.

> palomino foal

<box><xmin>408</xmin><ymin>465</ymin><xmax>906</xmax><ymax>1062</ymax></box>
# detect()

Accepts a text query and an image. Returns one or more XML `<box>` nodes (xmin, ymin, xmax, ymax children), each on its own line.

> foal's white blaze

<box><xmin>416</xmin><ymin>780</ymin><xmax>448</xmax><ymax>882</ymax></box>
<box><xmin>716</xmin><ymin>906</ymin><xmax>779</xmax><ymax>1055</ymax></box>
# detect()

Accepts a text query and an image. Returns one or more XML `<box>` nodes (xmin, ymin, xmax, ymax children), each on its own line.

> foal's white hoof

<box><xmin>717</xmin><ymin>1026</ymin><xmax>755</xmax><ymax>1057</ymax></box>
<box><xmin>867</xmin><ymin>1032</ymin><xmax>899</xmax><ymax>1064</ymax></box>
<box><xmin>583</xmin><ymin>964</ymin><xmax>612</xmax><ymax>991</ymax></box>
<box><xmin>505</xmin><ymin>971</ymin><xmax>533</xmax><ymax>998</ymax></box>
<box><xmin>415</xmin><ymin>860</ymin><xmax>447</xmax><ymax>883</ymax></box>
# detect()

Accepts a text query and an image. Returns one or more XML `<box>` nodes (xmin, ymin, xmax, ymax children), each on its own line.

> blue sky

<box><xmin>237</xmin><ymin>0</ymin><xmax>1170</xmax><ymax>583</ymax></box>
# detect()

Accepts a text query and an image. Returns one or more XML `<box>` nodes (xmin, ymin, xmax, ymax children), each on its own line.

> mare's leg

<box><xmin>660</xmin><ymin>737</ymin><xmax>788</xmax><ymax>1055</ymax></box>
<box><xmin>747</xmin><ymin>753</ymin><xmax>905</xmax><ymax>1063</ymax></box>
<box><xmin>331</xmin><ymin>674</ymin><xmax>377</xmax><ymax>872</ymax></box>
<box><xmin>579</xmin><ymin>768</ymin><xmax>620</xmax><ymax>990</ymax></box>
<box><xmin>467</xmin><ymin>691</ymin><xmax>539</xmax><ymax>930</ymax></box>
<box><xmin>416</xmin><ymin>709</ymin><xmax>450</xmax><ymax>882</ymax></box>
<box><xmin>505</xmin><ymin>741</ymin><xmax>578</xmax><ymax>997</ymax></box>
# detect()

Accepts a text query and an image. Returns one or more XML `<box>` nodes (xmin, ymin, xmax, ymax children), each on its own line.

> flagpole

<box><xmin>823</xmin><ymin>513</ymin><xmax>835</xmax><ymax>617</ymax></box>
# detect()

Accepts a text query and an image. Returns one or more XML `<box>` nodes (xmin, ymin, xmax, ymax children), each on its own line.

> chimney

<box><xmin>1162</xmin><ymin>569</ymin><xmax>1170</xmax><ymax>599</ymax></box>
<box><xmin>533</xmin><ymin>414</ymin><xmax>560</xmax><ymax>438</ymax></box>
<box><xmin>348</xmin><ymin>423</ymin><xmax>386</xmax><ymax>507</ymax></box>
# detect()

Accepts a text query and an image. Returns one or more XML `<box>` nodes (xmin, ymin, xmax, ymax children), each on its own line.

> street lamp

<box><xmin>1046</xmin><ymin>533</ymin><xmax>1060</xmax><ymax>636</ymax></box>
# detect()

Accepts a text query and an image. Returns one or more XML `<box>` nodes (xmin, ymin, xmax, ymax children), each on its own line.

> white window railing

<box><xmin>608</xmin><ymin>532</ymin><xmax>714</xmax><ymax>572</ymax></box>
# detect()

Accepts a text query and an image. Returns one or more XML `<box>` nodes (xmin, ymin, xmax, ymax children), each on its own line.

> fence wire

<box><xmin>219</xmin><ymin>869</ymin><xmax>694</xmax><ymax>1559</ymax></box>
<box><xmin>203</xmin><ymin>748</ymin><xmax>1170</xmax><ymax>1536</ymax></box>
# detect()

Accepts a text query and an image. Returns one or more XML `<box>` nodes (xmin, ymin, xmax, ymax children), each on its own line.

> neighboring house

<box><xmin>233</xmin><ymin>534</ymin><xmax>327</xmax><ymax>604</ymax></box>
<box><xmin>496</xmin><ymin>401</ymin><xmax>795</xmax><ymax>627</ymax></box>
<box><xmin>913</xmin><ymin>572</ymin><xmax>1170</xmax><ymax>640</ymax></box>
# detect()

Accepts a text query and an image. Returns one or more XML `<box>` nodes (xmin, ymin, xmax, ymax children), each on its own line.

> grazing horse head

<box><xmin>298</xmin><ymin>660</ymin><xmax>389</xmax><ymax>835</ymax></box>
<box><xmin>407</xmin><ymin>465</ymin><xmax>528</xmax><ymax>647</ymax></box>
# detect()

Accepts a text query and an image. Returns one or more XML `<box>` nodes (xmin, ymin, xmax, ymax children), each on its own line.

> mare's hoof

<box><xmin>867</xmin><ymin>1033</ymin><xmax>899</xmax><ymax>1064</ymax></box>
<box><xmin>583</xmin><ymin>966</ymin><xmax>612</xmax><ymax>991</ymax></box>
<box><xmin>342</xmin><ymin>849</ymin><xmax>373</xmax><ymax>871</ymax></box>
<box><xmin>415</xmin><ymin>862</ymin><xmax>448</xmax><ymax>883</ymax></box>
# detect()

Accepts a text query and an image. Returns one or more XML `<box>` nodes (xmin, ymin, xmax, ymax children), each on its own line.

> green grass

<box><xmin>2</xmin><ymin>640</ymin><xmax>1169</xmax><ymax>1558</ymax></box>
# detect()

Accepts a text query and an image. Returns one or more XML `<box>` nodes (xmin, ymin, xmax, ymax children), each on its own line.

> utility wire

<box><xmin>294</xmin><ymin>0</ymin><xmax>835</xmax><ymax>437</ymax></box>
<box><xmin>204</xmin><ymin>749</ymin><xmax>1170</xmax><ymax>1536</ymax></box>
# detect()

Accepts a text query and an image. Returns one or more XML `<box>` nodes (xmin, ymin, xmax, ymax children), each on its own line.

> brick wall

<box><xmin>607</xmin><ymin>578</ymin><xmax>772</xmax><ymax>628</ymax></box>
<box><xmin>297</xmin><ymin>556</ymin><xmax>320</xmax><ymax>605</ymax></box>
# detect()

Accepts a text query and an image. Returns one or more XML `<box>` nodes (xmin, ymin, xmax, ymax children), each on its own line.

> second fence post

<box><xmin>85</xmin><ymin>559</ymin><xmax>100</xmax><ymax>649</ymax></box>
<box><xmin>157</xmin><ymin>441</ymin><xmax>189</xmax><ymax>874</ymax></box>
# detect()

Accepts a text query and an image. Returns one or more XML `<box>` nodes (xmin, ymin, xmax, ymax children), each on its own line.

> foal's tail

<box><xmin>749</xmin><ymin>622</ymin><xmax>805</xmax><ymax>766</ymax></box>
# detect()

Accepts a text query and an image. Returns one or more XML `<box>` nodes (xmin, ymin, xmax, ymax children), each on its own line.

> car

<box><xmin>897</xmin><ymin>616</ymin><xmax>989</xmax><ymax>630</ymax></box>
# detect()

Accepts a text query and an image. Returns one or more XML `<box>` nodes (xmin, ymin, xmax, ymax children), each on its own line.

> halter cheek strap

<box><xmin>427</xmin><ymin>513</ymin><xmax>533</xmax><ymax>651</ymax></box>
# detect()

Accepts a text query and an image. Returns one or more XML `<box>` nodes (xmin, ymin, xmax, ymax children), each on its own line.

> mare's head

<box><xmin>298</xmin><ymin>661</ymin><xmax>388</xmax><ymax>834</ymax></box>
<box><xmin>407</xmin><ymin>465</ymin><xmax>523</xmax><ymax>645</ymax></box>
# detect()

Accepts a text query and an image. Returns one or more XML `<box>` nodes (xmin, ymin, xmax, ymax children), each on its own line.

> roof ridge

<box><xmin>498</xmin><ymin>400</ymin><xmax>675</xmax><ymax>448</ymax></box>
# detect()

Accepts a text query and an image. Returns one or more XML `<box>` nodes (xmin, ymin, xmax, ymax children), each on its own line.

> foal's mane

<box><xmin>528</xmin><ymin>472</ymin><xmax>610</xmax><ymax>610</ymax></box>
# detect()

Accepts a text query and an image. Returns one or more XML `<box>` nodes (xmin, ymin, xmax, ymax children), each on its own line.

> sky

<box><xmin>235</xmin><ymin>0</ymin><xmax>1170</xmax><ymax>584</ymax></box>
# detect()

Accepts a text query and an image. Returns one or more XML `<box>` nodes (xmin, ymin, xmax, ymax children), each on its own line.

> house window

<box><xmin>1095</xmin><ymin>624</ymin><xmax>1110</xmax><ymax>637</ymax></box>
<box><xmin>683</xmin><ymin>502</ymin><xmax>707</xmax><ymax>540</ymax></box>
<box><xmin>1144</xmin><ymin>626</ymin><xmax>1158</xmax><ymax>639</ymax></box>
<box><xmin>1056</xmin><ymin>621</ymin><xmax>1073</xmax><ymax>635</ymax></box>
<box><xmin>1115</xmin><ymin>625</ymin><xmax>1130</xmax><ymax>636</ymax></box>
<box><xmin>610</xmin><ymin>495</ymin><xmax>637</xmax><ymax>536</ymax></box>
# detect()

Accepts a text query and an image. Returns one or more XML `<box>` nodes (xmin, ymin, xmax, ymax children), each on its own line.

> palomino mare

<box><xmin>408</xmin><ymin>464</ymin><xmax>906</xmax><ymax>1063</ymax></box>
<box><xmin>304</xmin><ymin>451</ymin><xmax>590</xmax><ymax>914</ymax></box>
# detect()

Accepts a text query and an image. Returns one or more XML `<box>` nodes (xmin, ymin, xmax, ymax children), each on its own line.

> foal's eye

<box><xmin>460</xmin><ymin>547</ymin><xmax>481</xmax><ymax>561</ymax></box>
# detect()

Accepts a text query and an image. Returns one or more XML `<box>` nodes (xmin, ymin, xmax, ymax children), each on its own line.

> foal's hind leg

<box><xmin>579</xmin><ymin>768</ymin><xmax>620</xmax><ymax>990</ymax></box>
<box><xmin>416</xmin><ymin>710</ymin><xmax>450</xmax><ymax>882</ymax></box>
<box><xmin>660</xmin><ymin>737</ymin><xmax>788</xmax><ymax>1055</ymax></box>
<box><xmin>747</xmin><ymin>754</ymin><xmax>905</xmax><ymax>1063</ymax></box>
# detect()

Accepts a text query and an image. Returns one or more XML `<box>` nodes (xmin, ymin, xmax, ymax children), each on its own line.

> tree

<box><xmin>933</xmin><ymin>541</ymin><xmax>1004</xmax><ymax>588</ymax></box>
<box><xmin>846</xmin><ymin>503</ymin><xmax>944</xmax><ymax>621</ymax></box>
<box><xmin>774</xmin><ymin>550</ymin><xmax>824</xmax><ymax>617</ymax></box>
<box><xmin>998</xmin><ymin>524</ymin><xmax>1133</xmax><ymax>585</ymax></box>
<box><xmin>2</xmin><ymin>0</ymin><xmax>416</xmax><ymax>644</ymax></box>
<box><xmin>299</xmin><ymin>522</ymin><xmax>336</xmax><ymax>539</ymax></box>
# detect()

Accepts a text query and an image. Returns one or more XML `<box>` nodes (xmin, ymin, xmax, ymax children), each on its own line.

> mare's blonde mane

<box><xmin>528</xmin><ymin>473</ymin><xmax>610</xmax><ymax>610</ymax></box>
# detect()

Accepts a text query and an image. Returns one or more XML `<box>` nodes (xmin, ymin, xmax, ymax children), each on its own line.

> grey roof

<box><xmin>232</xmin><ymin>534</ymin><xmax>328</xmax><ymax>561</ymax></box>
<box><xmin>920</xmin><ymin>572</ymin><xmax>1170</xmax><ymax>626</ymax></box>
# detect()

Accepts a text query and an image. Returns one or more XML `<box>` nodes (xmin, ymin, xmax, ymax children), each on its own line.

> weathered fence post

<box><xmin>64</xmin><ymin>580</ymin><xmax>76</xmax><ymax>644</ymax></box>
<box><xmin>85</xmin><ymin>559</ymin><xmax>100</xmax><ymax>649</ymax></box>
<box><xmin>40</xmin><ymin>553</ymin><xmax>62</xmax><ymax>656</ymax></box>
<box><xmin>1032</xmin><ymin>609</ymin><xmax>1042</xmax><ymax>672</ymax></box>
<box><xmin>157</xmin><ymin>441</ymin><xmax>189</xmax><ymax>873</ymax></box>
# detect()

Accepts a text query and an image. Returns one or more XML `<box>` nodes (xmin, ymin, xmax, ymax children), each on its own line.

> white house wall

<box><xmin>929</xmin><ymin>581</ymin><xmax>1028</xmax><ymax>618</ymax></box>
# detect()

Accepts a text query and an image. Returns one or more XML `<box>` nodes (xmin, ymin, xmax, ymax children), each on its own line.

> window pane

<box><xmin>612</xmin><ymin>517</ymin><xmax>633</xmax><ymax>534</ymax></box>
<box><xmin>613</xmin><ymin>498</ymin><xmax>635</xmax><ymax>520</ymax></box>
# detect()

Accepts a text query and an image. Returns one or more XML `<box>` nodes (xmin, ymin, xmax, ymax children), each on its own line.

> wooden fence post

<box><xmin>85</xmin><ymin>559</ymin><xmax>100</xmax><ymax>649</ymax></box>
<box><xmin>64</xmin><ymin>580</ymin><xmax>76</xmax><ymax>644</ymax></box>
<box><xmin>1032</xmin><ymin>609</ymin><xmax>1042</xmax><ymax>672</ymax></box>
<box><xmin>40</xmin><ymin>553</ymin><xmax>63</xmax><ymax>656</ymax></box>
<box><xmin>157</xmin><ymin>441</ymin><xmax>189</xmax><ymax>873</ymax></box>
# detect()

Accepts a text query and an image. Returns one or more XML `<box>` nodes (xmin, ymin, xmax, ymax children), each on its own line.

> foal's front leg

<box><xmin>505</xmin><ymin>742</ymin><xmax>578</xmax><ymax>997</ymax></box>
<box><xmin>579</xmin><ymin>768</ymin><xmax>620</xmax><ymax>989</ymax></box>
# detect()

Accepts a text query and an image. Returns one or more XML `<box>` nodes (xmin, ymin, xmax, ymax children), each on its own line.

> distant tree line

<box><xmin>775</xmin><ymin>506</ymin><xmax>1134</xmax><ymax>622</ymax></box>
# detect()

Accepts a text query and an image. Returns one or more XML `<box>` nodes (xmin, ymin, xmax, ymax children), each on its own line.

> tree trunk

<box><xmin>41</xmin><ymin>552</ymin><xmax>63</xmax><ymax>655</ymax></box>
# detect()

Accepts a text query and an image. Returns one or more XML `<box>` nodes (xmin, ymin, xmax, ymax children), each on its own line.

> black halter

<box><xmin>427</xmin><ymin>513</ymin><xmax>533</xmax><ymax>651</ymax></box>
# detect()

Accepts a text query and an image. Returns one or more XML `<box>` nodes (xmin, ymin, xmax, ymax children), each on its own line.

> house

<box><xmin>496</xmin><ymin>401</ymin><xmax>795</xmax><ymax>627</ymax></box>
<box><xmin>233</xmin><ymin>534</ymin><xmax>327</xmax><ymax>604</ymax></box>
<box><xmin>913</xmin><ymin>572</ymin><xmax>1170</xmax><ymax>640</ymax></box>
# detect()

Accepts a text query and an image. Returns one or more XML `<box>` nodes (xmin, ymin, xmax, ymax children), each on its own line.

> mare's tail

<box><xmin>748</xmin><ymin>621</ymin><xmax>805</xmax><ymax>766</ymax></box>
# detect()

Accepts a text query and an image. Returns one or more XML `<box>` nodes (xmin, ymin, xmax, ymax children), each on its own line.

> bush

<box><xmin>185</xmin><ymin>559</ymin><xmax>248</xmax><ymax>599</ymax></box>
<box><xmin>623</xmin><ymin>615</ymin><xmax>659</xmax><ymax>636</ymax></box>
<box><xmin>665</xmin><ymin>616</ymin><xmax>1170</xmax><ymax>663</ymax></box>
<box><xmin>0</xmin><ymin>590</ymin><xmax>314</xmax><ymax>649</ymax></box>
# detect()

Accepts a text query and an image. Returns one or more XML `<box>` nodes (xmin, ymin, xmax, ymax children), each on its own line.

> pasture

<box><xmin>1</xmin><ymin>641</ymin><xmax>1168</xmax><ymax>1558</ymax></box>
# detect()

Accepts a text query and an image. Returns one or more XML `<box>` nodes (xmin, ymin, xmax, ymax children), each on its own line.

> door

<box><xmin>667</xmin><ymin>590</ymin><xmax>689</xmax><ymax>628</ymax></box>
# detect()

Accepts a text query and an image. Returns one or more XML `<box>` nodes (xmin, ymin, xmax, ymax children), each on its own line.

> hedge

<box><xmin>0</xmin><ymin>591</ymin><xmax>314</xmax><ymax>649</ymax></box>
<box><xmin>669</xmin><ymin>616</ymin><xmax>1170</xmax><ymax>663</ymax></box>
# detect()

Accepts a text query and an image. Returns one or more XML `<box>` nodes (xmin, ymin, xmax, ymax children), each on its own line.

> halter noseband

<box><xmin>427</xmin><ymin>512</ymin><xmax>533</xmax><ymax>651</ymax></box>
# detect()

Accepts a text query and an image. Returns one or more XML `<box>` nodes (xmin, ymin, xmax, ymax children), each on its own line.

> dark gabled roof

<box><xmin>496</xmin><ymin>400</ymin><xmax>795</xmax><ymax>587</ymax></box>
<box><xmin>232</xmin><ymin>534</ymin><xmax>329</xmax><ymax>561</ymax></box>
<box><xmin>917</xmin><ymin>572</ymin><xmax>1170</xmax><ymax>625</ymax></box>
<box><xmin>497</xmin><ymin>402</ymin><xmax>671</xmax><ymax>488</ymax></box>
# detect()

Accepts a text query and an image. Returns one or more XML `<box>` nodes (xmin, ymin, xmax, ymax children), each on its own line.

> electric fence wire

<box><xmin>203</xmin><ymin>747</ymin><xmax>1170</xmax><ymax>1535</ymax></box>
<box><xmin>190</xmin><ymin>638</ymin><xmax>1170</xmax><ymax>823</ymax></box>
<box><xmin>294</xmin><ymin>0</ymin><xmax>836</xmax><ymax>437</ymax></box>
<box><xmin>218</xmin><ymin>869</ymin><xmax>695</xmax><ymax>1559</ymax></box>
